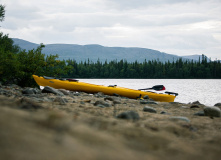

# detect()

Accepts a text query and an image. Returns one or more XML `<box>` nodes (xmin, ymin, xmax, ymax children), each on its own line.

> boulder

<box><xmin>214</xmin><ymin>103</ymin><xmax>221</xmax><ymax>106</ymax></box>
<box><xmin>204</xmin><ymin>106</ymin><xmax>221</xmax><ymax>117</ymax></box>
<box><xmin>214</xmin><ymin>103</ymin><xmax>221</xmax><ymax>109</ymax></box>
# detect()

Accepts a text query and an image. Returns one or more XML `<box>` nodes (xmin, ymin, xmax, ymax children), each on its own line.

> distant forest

<box><xmin>65</xmin><ymin>56</ymin><xmax>221</xmax><ymax>79</ymax></box>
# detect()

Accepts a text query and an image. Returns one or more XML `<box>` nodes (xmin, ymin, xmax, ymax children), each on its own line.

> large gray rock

<box><xmin>204</xmin><ymin>106</ymin><xmax>221</xmax><ymax>117</ymax></box>
<box><xmin>42</xmin><ymin>86</ymin><xmax>64</xmax><ymax>96</ymax></box>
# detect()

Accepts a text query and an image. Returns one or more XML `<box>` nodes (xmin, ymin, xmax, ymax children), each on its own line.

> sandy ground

<box><xmin>0</xmin><ymin>92</ymin><xmax>221</xmax><ymax>160</ymax></box>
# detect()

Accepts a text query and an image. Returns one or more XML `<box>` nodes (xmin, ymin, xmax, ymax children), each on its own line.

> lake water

<box><xmin>78</xmin><ymin>79</ymin><xmax>221</xmax><ymax>106</ymax></box>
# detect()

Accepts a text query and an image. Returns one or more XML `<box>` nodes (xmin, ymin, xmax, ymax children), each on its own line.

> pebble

<box><xmin>1</xmin><ymin>83</ymin><xmax>220</xmax><ymax>121</ymax></box>
<box><xmin>53</xmin><ymin>97</ymin><xmax>67</xmax><ymax>105</ymax></box>
<box><xmin>170</xmin><ymin>116</ymin><xmax>190</xmax><ymax>122</ymax></box>
<box><xmin>116</xmin><ymin>111</ymin><xmax>140</xmax><ymax>120</ymax></box>
<box><xmin>190</xmin><ymin>105</ymin><xmax>200</xmax><ymax>109</ymax></box>
<box><xmin>18</xmin><ymin>97</ymin><xmax>43</xmax><ymax>110</ymax></box>
<box><xmin>94</xmin><ymin>100</ymin><xmax>112</xmax><ymax>107</ymax></box>
<box><xmin>94</xmin><ymin>92</ymin><xmax>105</xmax><ymax>98</ymax></box>
<box><xmin>140</xmin><ymin>100</ymin><xmax>158</xmax><ymax>105</ymax></box>
<box><xmin>104</xmin><ymin>96</ymin><xmax>121</xmax><ymax>104</ymax></box>
<box><xmin>204</xmin><ymin>106</ymin><xmax>221</xmax><ymax>117</ymax></box>
<box><xmin>143</xmin><ymin>95</ymin><xmax>149</xmax><ymax>99</ymax></box>
<box><xmin>180</xmin><ymin>106</ymin><xmax>189</xmax><ymax>109</ymax></box>
<box><xmin>160</xmin><ymin>111</ymin><xmax>170</xmax><ymax>115</ymax></box>
<box><xmin>22</xmin><ymin>88</ymin><xmax>36</xmax><ymax>94</ymax></box>
<box><xmin>143</xmin><ymin>106</ymin><xmax>157</xmax><ymax>113</ymax></box>
<box><xmin>194</xmin><ymin>111</ymin><xmax>205</xmax><ymax>116</ymax></box>
<box><xmin>58</xmin><ymin>89</ymin><xmax>70</xmax><ymax>95</ymax></box>
<box><xmin>191</xmin><ymin>101</ymin><xmax>202</xmax><ymax>105</ymax></box>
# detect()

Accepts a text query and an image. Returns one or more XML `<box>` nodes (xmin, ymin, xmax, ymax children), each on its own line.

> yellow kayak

<box><xmin>32</xmin><ymin>75</ymin><xmax>176</xmax><ymax>102</ymax></box>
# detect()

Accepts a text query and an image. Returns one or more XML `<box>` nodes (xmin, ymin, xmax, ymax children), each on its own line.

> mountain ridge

<box><xmin>12</xmin><ymin>38</ymin><xmax>203</xmax><ymax>63</ymax></box>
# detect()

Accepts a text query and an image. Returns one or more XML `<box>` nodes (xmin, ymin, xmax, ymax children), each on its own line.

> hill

<box><xmin>12</xmin><ymin>38</ymin><xmax>201</xmax><ymax>63</ymax></box>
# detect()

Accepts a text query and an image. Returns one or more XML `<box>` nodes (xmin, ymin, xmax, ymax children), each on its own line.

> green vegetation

<box><xmin>0</xmin><ymin>4</ymin><xmax>5</xmax><ymax>22</ymax></box>
<box><xmin>0</xmin><ymin>4</ymin><xmax>221</xmax><ymax>87</ymax></box>
<box><xmin>65</xmin><ymin>57</ymin><xmax>221</xmax><ymax>79</ymax></box>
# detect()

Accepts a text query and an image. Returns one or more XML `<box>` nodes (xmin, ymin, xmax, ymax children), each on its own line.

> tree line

<box><xmin>65</xmin><ymin>56</ymin><xmax>221</xmax><ymax>79</ymax></box>
<box><xmin>0</xmin><ymin>4</ymin><xmax>221</xmax><ymax>87</ymax></box>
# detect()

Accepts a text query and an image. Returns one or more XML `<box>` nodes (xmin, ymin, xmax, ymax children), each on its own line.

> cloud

<box><xmin>1</xmin><ymin>0</ymin><xmax>221</xmax><ymax>60</ymax></box>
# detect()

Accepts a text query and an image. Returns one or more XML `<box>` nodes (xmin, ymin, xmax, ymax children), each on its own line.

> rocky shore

<box><xmin>0</xmin><ymin>84</ymin><xmax>221</xmax><ymax>160</ymax></box>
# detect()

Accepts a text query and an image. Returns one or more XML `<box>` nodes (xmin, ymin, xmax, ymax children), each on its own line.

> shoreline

<box><xmin>0</xmin><ymin>84</ymin><xmax>221</xmax><ymax>160</ymax></box>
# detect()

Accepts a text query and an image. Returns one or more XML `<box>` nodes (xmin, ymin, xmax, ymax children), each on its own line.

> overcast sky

<box><xmin>1</xmin><ymin>0</ymin><xmax>221</xmax><ymax>60</ymax></box>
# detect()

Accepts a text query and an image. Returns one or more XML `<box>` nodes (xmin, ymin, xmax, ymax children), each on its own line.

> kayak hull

<box><xmin>32</xmin><ymin>75</ymin><xmax>176</xmax><ymax>102</ymax></box>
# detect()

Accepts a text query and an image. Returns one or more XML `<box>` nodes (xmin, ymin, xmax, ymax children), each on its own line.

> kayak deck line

<box><xmin>32</xmin><ymin>75</ymin><xmax>177</xmax><ymax>102</ymax></box>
